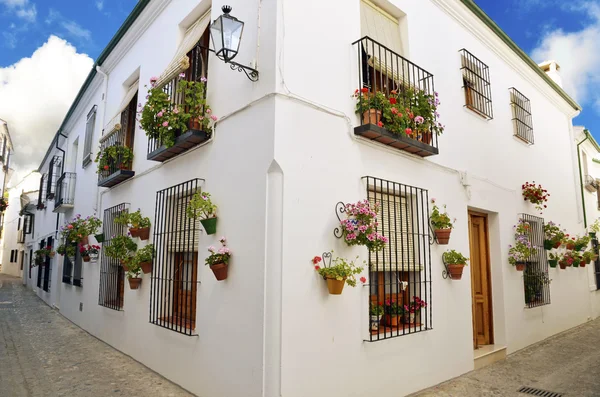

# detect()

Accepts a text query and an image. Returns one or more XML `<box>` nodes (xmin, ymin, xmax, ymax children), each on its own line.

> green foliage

<box><xmin>126</xmin><ymin>262</ymin><xmax>142</xmax><ymax>279</ymax></box>
<box><xmin>582</xmin><ymin>250</ymin><xmax>595</xmax><ymax>263</ymax></box>
<box><xmin>205</xmin><ymin>238</ymin><xmax>231</xmax><ymax>266</ymax></box>
<box><xmin>187</xmin><ymin>191</ymin><xmax>217</xmax><ymax>220</ymax></box>
<box><xmin>315</xmin><ymin>253</ymin><xmax>364</xmax><ymax>287</ymax></box>
<box><xmin>508</xmin><ymin>219</ymin><xmax>538</xmax><ymax>266</ymax></box>
<box><xmin>543</xmin><ymin>222</ymin><xmax>564</xmax><ymax>244</ymax></box>
<box><xmin>132</xmin><ymin>244</ymin><xmax>154</xmax><ymax>265</ymax></box>
<box><xmin>444</xmin><ymin>250</ymin><xmax>469</xmax><ymax>265</ymax></box>
<box><xmin>114</xmin><ymin>209</ymin><xmax>151</xmax><ymax>229</ymax></box>
<box><xmin>590</xmin><ymin>219</ymin><xmax>600</xmax><ymax>234</ymax></box>
<box><xmin>430</xmin><ymin>199</ymin><xmax>454</xmax><ymax>230</ymax></box>
<box><xmin>370</xmin><ymin>304</ymin><xmax>384</xmax><ymax>316</ymax></box>
<box><xmin>60</xmin><ymin>215</ymin><xmax>102</xmax><ymax>243</ymax></box>
<box><xmin>94</xmin><ymin>144</ymin><xmax>134</xmax><ymax>174</ymax></box>
<box><xmin>384</xmin><ymin>301</ymin><xmax>403</xmax><ymax>315</ymax></box>
<box><xmin>104</xmin><ymin>235</ymin><xmax>137</xmax><ymax>261</ymax></box>
<box><xmin>56</xmin><ymin>244</ymin><xmax>76</xmax><ymax>258</ymax></box>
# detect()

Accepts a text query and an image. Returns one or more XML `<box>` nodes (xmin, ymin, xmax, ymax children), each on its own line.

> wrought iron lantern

<box><xmin>210</xmin><ymin>5</ymin><xmax>259</xmax><ymax>81</ymax></box>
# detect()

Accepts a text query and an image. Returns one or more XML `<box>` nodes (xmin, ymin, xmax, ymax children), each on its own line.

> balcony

<box><xmin>97</xmin><ymin>128</ymin><xmax>135</xmax><ymax>188</ymax></box>
<box><xmin>353</xmin><ymin>37</ymin><xmax>439</xmax><ymax>157</ymax></box>
<box><xmin>54</xmin><ymin>172</ymin><xmax>76</xmax><ymax>213</ymax></box>
<box><xmin>585</xmin><ymin>175</ymin><xmax>598</xmax><ymax>193</ymax></box>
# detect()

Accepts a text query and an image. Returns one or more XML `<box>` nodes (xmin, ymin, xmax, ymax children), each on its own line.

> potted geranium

<box><xmin>312</xmin><ymin>252</ymin><xmax>365</xmax><ymax>295</ymax></box>
<box><xmin>443</xmin><ymin>250</ymin><xmax>469</xmax><ymax>280</ymax></box>
<box><xmin>508</xmin><ymin>219</ymin><xmax>538</xmax><ymax>271</ymax></box>
<box><xmin>522</xmin><ymin>181</ymin><xmax>549</xmax><ymax>213</ymax></box>
<box><xmin>574</xmin><ymin>235</ymin><xmax>591</xmax><ymax>251</ymax></box>
<box><xmin>133</xmin><ymin>244</ymin><xmax>154</xmax><ymax>274</ymax></box>
<box><xmin>115</xmin><ymin>209</ymin><xmax>151</xmax><ymax>240</ymax></box>
<box><xmin>60</xmin><ymin>215</ymin><xmax>102</xmax><ymax>245</ymax></box>
<box><xmin>589</xmin><ymin>219</ymin><xmax>600</xmax><ymax>238</ymax></box>
<box><xmin>370</xmin><ymin>303</ymin><xmax>384</xmax><ymax>331</ymax></box>
<box><xmin>206</xmin><ymin>237</ymin><xmax>231</xmax><ymax>281</ymax></box>
<box><xmin>126</xmin><ymin>263</ymin><xmax>143</xmax><ymax>290</ymax></box>
<box><xmin>544</xmin><ymin>222</ymin><xmax>565</xmax><ymax>250</ymax></box>
<box><xmin>354</xmin><ymin>88</ymin><xmax>388</xmax><ymax>125</ymax></box>
<box><xmin>560</xmin><ymin>251</ymin><xmax>575</xmax><ymax>269</ymax></box>
<box><xmin>79</xmin><ymin>244</ymin><xmax>101</xmax><ymax>263</ymax></box>
<box><xmin>383</xmin><ymin>300</ymin><xmax>403</xmax><ymax>327</ymax></box>
<box><xmin>57</xmin><ymin>244</ymin><xmax>76</xmax><ymax>263</ymax></box>
<box><xmin>187</xmin><ymin>191</ymin><xmax>218</xmax><ymax>235</ymax></box>
<box><xmin>339</xmin><ymin>200</ymin><xmax>388</xmax><ymax>251</ymax></box>
<box><xmin>548</xmin><ymin>252</ymin><xmax>560</xmax><ymax>268</ymax></box>
<box><xmin>402</xmin><ymin>296</ymin><xmax>427</xmax><ymax>325</ymax></box>
<box><xmin>582</xmin><ymin>250</ymin><xmax>595</xmax><ymax>267</ymax></box>
<box><xmin>430</xmin><ymin>199</ymin><xmax>455</xmax><ymax>244</ymax></box>
<box><xmin>104</xmin><ymin>235</ymin><xmax>137</xmax><ymax>269</ymax></box>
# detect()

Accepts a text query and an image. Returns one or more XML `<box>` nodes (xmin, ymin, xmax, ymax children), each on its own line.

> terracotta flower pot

<box><xmin>210</xmin><ymin>262</ymin><xmax>228</xmax><ymax>281</ymax></box>
<box><xmin>447</xmin><ymin>263</ymin><xmax>465</xmax><ymax>280</ymax></box>
<box><xmin>435</xmin><ymin>228</ymin><xmax>451</xmax><ymax>245</ymax></box>
<box><xmin>120</xmin><ymin>260</ymin><xmax>129</xmax><ymax>271</ymax></box>
<box><xmin>201</xmin><ymin>217</ymin><xmax>218</xmax><ymax>235</ymax></box>
<box><xmin>49</xmin><ymin>252</ymin><xmax>55</xmax><ymax>258</ymax></box>
<box><xmin>128</xmin><ymin>278</ymin><xmax>142</xmax><ymax>289</ymax></box>
<box><xmin>189</xmin><ymin>117</ymin><xmax>202</xmax><ymax>130</ymax></box>
<box><xmin>402</xmin><ymin>312</ymin><xmax>416</xmax><ymax>324</ymax></box>
<box><xmin>129</xmin><ymin>228</ymin><xmax>140</xmax><ymax>238</ymax></box>
<box><xmin>581</xmin><ymin>260</ymin><xmax>587</xmax><ymax>268</ymax></box>
<box><xmin>138</xmin><ymin>227</ymin><xmax>150</xmax><ymax>241</ymax></box>
<box><xmin>548</xmin><ymin>259</ymin><xmax>558</xmax><ymax>268</ymax></box>
<box><xmin>384</xmin><ymin>314</ymin><xmax>400</xmax><ymax>327</ymax></box>
<box><xmin>420</xmin><ymin>131</ymin><xmax>432</xmax><ymax>145</ymax></box>
<box><xmin>553</xmin><ymin>241</ymin><xmax>561</xmax><ymax>249</ymax></box>
<box><xmin>83</xmin><ymin>256</ymin><xmax>91</xmax><ymax>263</ymax></box>
<box><xmin>566</xmin><ymin>243</ymin><xmax>575</xmax><ymax>250</ymax></box>
<box><xmin>559</xmin><ymin>261</ymin><xmax>567</xmax><ymax>270</ymax></box>
<box><xmin>326</xmin><ymin>278</ymin><xmax>346</xmax><ymax>295</ymax></box>
<box><xmin>140</xmin><ymin>261</ymin><xmax>152</xmax><ymax>274</ymax></box>
<box><xmin>80</xmin><ymin>236</ymin><xmax>89</xmax><ymax>245</ymax></box>
<box><xmin>362</xmin><ymin>109</ymin><xmax>381</xmax><ymax>125</ymax></box>
<box><xmin>515</xmin><ymin>262</ymin><xmax>526</xmax><ymax>271</ymax></box>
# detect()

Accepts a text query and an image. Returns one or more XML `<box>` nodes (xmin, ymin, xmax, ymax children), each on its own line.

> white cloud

<box><xmin>95</xmin><ymin>0</ymin><xmax>104</xmax><ymax>11</ymax></box>
<box><xmin>15</xmin><ymin>4</ymin><xmax>36</xmax><ymax>22</ymax></box>
<box><xmin>2</xmin><ymin>31</ymin><xmax>16</xmax><ymax>48</ymax></box>
<box><xmin>0</xmin><ymin>0</ymin><xmax>28</xmax><ymax>8</ymax></box>
<box><xmin>0</xmin><ymin>0</ymin><xmax>36</xmax><ymax>22</ymax></box>
<box><xmin>0</xmin><ymin>36</ymin><xmax>93</xmax><ymax>180</ymax></box>
<box><xmin>61</xmin><ymin>20</ymin><xmax>91</xmax><ymax>42</ymax></box>
<box><xmin>45</xmin><ymin>9</ymin><xmax>92</xmax><ymax>45</ymax></box>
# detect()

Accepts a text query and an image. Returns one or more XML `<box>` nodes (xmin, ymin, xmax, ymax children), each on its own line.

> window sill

<box><xmin>368</xmin><ymin>323</ymin><xmax>432</xmax><ymax>339</ymax></box>
<box><xmin>354</xmin><ymin>124</ymin><xmax>438</xmax><ymax>157</ymax></box>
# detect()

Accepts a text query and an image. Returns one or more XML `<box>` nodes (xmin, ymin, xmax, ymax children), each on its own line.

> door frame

<box><xmin>468</xmin><ymin>210</ymin><xmax>494</xmax><ymax>348</ymax></box>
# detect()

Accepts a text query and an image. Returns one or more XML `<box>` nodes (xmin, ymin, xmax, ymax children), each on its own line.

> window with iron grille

<box><xmin>24</xmin><ymin>214</ymin><xmax>33</xmax><ymax>235</ymax></box>
<box><xmin>46</xmin><ymin>156</ymin><xmax>62</xmax><ymax>200</ymax></box>
<box><xmin>520</xmin><ymin>214</ymin><xmax>550</xmax><ymax>308</ymax></box>
<box><xmin>460</xmin><ymin>49</ymin><xmax>493</xmax><ymax>120</ymax></box>
<box><xmin>150</xmin><ymin>179</ymin><xmax>202</xmax><ymax>336</ymax></box>
<box><xmin>62</xmin><ymin>252</ymin><xmax>72</xmax><ymax>284</ymax></box>
<box><xmin>10</xmin><ymin>250</ymin><xmax>15</xmax><ymax>262</ymax></box>
<box><xmin>83</xmin><ymin>105</ymin><xmax>97</xmax><ymax>167</ymax></box>
<box><xmin>28</xmin><ymin>249</ymin><xmax>32</xmax><ymax>278</ymax></box>
<box><xmin>36</xmin><ymin>239</ymin><xmax>44</xmax><ymax>288</ymax></box>
<box><xmin>37</xmin><ymin>174</ymin><xmax>47</xmax><ymax>210</ymax></box>
<box><xmin>364</xmin><ymin>176</ymin><xmax>432</xmax><ymax>341</ymax></box>
<box><xmin>98</xmin><ymin>203</ymin><xmax>128</xmax><ymax>310</ymax></box>
<box><xmin>509</xmin><ymin>88</ymin><xmax>533</xmax><ymax>144</ymax></box>
<box><xmin>19</xmin><ymin>250</ymin><xmax>23</xmax><ymax>270</ymax></box>
<box><xmin>593</xmin><ymin>239</ymin><xmax>600</xmax><ymax>290</ymax></box>
<box><xmin>61</xmin><ymin>242</ymin><xmax>80</xmax><ymax>285</ymax></box>
<box><xmin>42</xmin><ymin>236</ymin><xmax>53</xmax><ymax>292</ymax></box>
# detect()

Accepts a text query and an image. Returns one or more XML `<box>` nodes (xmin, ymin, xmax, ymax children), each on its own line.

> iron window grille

<box><xmin>353</xmin><ymin>36</ymin><xmax>439</xmax><ymax>157</ymax></box>
<box><xmin>19</xmin><ymin>250</ymin><xmax>24</xmax><ymax>271</ymax></box>
<box><xmin>46</xmin><ymin>155</ymin><xmax>62</xmax><ymax>200</ymax></box>
<box><xmin>593</xmin><ymin>239</ymin><xmax>600</xmax><ymax>290</ymax></box>
<box><xmin>363</xmin><ymin>176</ymin><xmax>432</xmax><ymax>341</ymax></box>
<box><xmin>37</xmin><ymin>239</ymin><xmax>45</xmax><ymax>289</ymax></box>
<box><xmin>83</xmin><ymin>105</ymin><xmax>97</xmax><ymax>167</ymax></box>
<box><xmin>61</xmin><ymin>242</ymin><xmax>81</xmax><ymax>286</ymax></box>
<box><xmin>520</xmin><ymin>214</ymin><xmax>551</xmax><ymax>308</ymax></box>
<box><xmin>98</xmin><ymin>203</ymin><xmax>129</xmax><ymax>310</ymax></box>
<box><xmin>29</xmin><ymin>249</ymin><xmax>32</xmax><ymax>279</ymax></box>
<box><xmin>23</xmin><ymin>214</ymin><xmax>33</xmax><ymax>235</ymax></box>
<box><xmin>55</xmin><ymin>172</ymin><xmax>76</xmax><ymax>210</ymax></box>
<box><xmin>42</xmin><ymin>236</ymin><xmax>53</xmax><ymax>292</ymax></box>
<box><xmin>150</xmin><ymin>178</ymin><xmax>202</xmax><ymax>336</ymax></box>
<box><xmin>460</xmin><ymin>49</ymin><xmax>493</xmax><ymax>120</ymax></box>
<box><xmin>37</xmin><ymin>174</ymin><xmax>47</xmax><ymax>210</ymax></box>
<box><xmin>509</xmin><ymin>88</ymin><xmax>534</xmax><ymax>144</ymax></box>
<box><xmin>62</xmin><ymin>251</ymin><xmax>72</xmax><ymax>284</ymax></box>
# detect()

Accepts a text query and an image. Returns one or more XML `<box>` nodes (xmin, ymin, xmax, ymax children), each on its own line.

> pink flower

<box><xmin>210</xmin><ymin>115</ymin><xmax>218</xmax><ymax>121</ymax></box>
<box><xmin>67</xmin><ymin>224</ymin><xmax>73</xmax><ymax>229</ymax></box>
<box><xmin>208</xmin><ymin>246</ymin><xmax>216</xmax><ymax>253</ymax></box>
<box><xmin>157</xmin><ymin>111</ymin><xmax>164</xmax><ymax>117</ymax></box>
<box><xmin>360</xmin><ymin>276</ymin><xmax>367</xmax><ymax>284</ymax></box>
<box><xmin>179</xmin><ymin>72</ymin><xmax>186</xmax><ymax>78</ymax></box>
<box><xmin>201</xmin><ymin>77</ymin><xmax>207</xmax><ymax>83</ymax></box>
<box><xmin>173</xmin><ymin>107</ymin><xmax>179</xmax><ymax>114</ymax></box>
<box><xmin>150</xmin><ymin>76</ymin><xmax>157</xmax><ymax>82</ymax></box>
<box><xmin>162</xmin><ymin>121</ymin><xmax>169</xmax><ymax>127</ymax></box>
<box><xmin>206</xmin><ymin>108</ymin><xmax>212</xmax><ymax>114</ymax></box>
<box><xmin>391</xmin><ymin>107</ymin><xmax>398</xmax><ymax>115</ymax></box>
<box><xmin>219</xmin><ymin>236</ymin><xmax>227</xmax><ymax>245</ymax></box>
<box><xmin>346</xmin><ymin>233</ymin><xmax>357</xmax><ymax>240</ymax></box>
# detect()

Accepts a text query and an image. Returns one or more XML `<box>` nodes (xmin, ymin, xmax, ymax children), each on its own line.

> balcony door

<box><xmin>122</xmin><ymin>92</ymin><xmax>138</xmax><ymax>154</ymax></box>
<box><xmin>469</xmin><ymin>211</ymin><xmax>493</xmax><ymax>348</ymax></box>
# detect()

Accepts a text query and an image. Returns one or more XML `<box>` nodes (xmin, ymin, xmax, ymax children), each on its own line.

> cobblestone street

<box><xmin>0</xmin><ymin>274</ymin><xmax>193</xmax><ymax>397</ymax></box>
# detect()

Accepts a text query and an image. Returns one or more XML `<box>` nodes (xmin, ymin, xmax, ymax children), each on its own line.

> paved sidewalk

<box><xmin>414</xmin><ymin>317</ymin><xmax>600</xmax><ymax>396</ymax></box>
<box><xmin>0</xmin><ymin>274</ymin><xmax>193</xmax><ymax>397</ymax></box>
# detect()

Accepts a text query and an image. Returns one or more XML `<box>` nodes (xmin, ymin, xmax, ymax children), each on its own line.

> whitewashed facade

<box><xmin>0</xmin><ymin>119</ymin><xmax>15</xmax><ymax>274</ymax></box>
<box><xmin>25</xmin><ymin>0</ymin><xmax>600</xmax><ymax>396</ymax></box>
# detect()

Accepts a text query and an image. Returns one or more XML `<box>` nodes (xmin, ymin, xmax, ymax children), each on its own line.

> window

<box><xmin>36</xmin><ymin>239</ymin><xmax>44</xmax><ymax>289</ymax></box>
<box><xmin>520</xmin><ymin>214</ymin><xmax>550</xmax><ymax>308</ymax></box>
<box><xmin>46</xmin><ymin>155</ymin><xmax>62</xmax><ymax>200</ymax></box>
<box><xmin>83</xmin><ymin>105</ymin><xmax>97</xmax><ymax>167</ymax></box>
<box><xmin>360</xmin><ymin>0</ymin><xmax>403</xmax><ymax>55</ymax></box>
<box><xmin>73</xmin><ymin>247</ymin><xmax>83</xmax><ymax>287</ymax></box>
<box><xmin>150</xmin><ymin>179</ymin><xmax>202</xmax><ymax>336</ymax></box>
<box><xmin>10</xmin><ymin>250</ymin><xmax>15</xmax><ymax>262</ymax></box>
<box><xmin>593</xmin><ymin>238</ymin><xmax>600</xmax><ymax>290</ymax></box>
<box><xmin>62</xmin><ymin>251</ymin><xmax>72</xmax><ymax>284</ymax></box>
<box><xmin>62</xmin><ymin>242</ymin><xmax>83</xmax><ymax>286</ymax></box>
<box><xmin>460</xmin><ymin>49</ymin><xmax>493</xmax><ymax>119</ymax></box>
<box><xmin>509</xmin><ymin>88</ymin><xmax>533</xmax><ymax>144</ymax></box>
<box><xmin>42</xmin><ymin>236</ymin><xmax>53</xmax><ymax>292</ymax></box>
<box><xmin>37</xmin><ymin>174</ymin><xmax>47</xmax><ymax>210</ymax></box>
<box><xmin>19</xmin><ymin>250</ymin><xmax>24</xmax><ymax>270</ymax></box>
<box><xmin>29</xmin><ymin>249</ymin><xmax>32</xmax><ymax>279</ymax></box>
<box><xmin>24</xmin><ymin>214</ymin><xmax>33</xmax><ymax>235</ymax></box>
<box><xmin>363</xmin><ymin>176</ymin><xmax>432</xmax><ymax>341</ymax></box>
<box><xmin>98</xmin><ymin>203</ymin><xmax>128</xmax><ymax>310</ymax></box>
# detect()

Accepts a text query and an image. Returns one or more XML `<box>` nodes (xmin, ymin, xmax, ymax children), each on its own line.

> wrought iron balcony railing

<box><xmin>54</xmin><ymin>172</ymin><xmax>76</xmax><ymax>212</ymax></box>
<box><xmin>98</xmin><ymin>128</ymin><xmax>134</xmax><ymax>188</ymax></box>
<box><xmin>353</xmin><ymin>36</ymin><xmax>438</xmax><ymax>157</ymax></box>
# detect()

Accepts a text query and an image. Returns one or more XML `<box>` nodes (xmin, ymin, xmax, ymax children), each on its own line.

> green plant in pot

<box><xmin>508</xmin><ymin>219</ymin><xmax>538</xmax><ymax>271</ymax></box>
<box><xmin>126</xmin><ymin>262</ymin><xmax>143</xmax><ymax>290</ymax></box>
<box><xmin>94</xmin><ymin>144</ymin><xmax>134</xmax><ymax>174</ymax></box>
<box><xmin>430</xmin><ymin>199</ymin><xmax>454</xmax><ymax>245</ymax></box>
<box><xmin>590</xmin><ymin>219</ymin><xmax>600</xmax><ymax>238</ymax></box>
<box><xmin>187</xmin><ymin>191</ymin><xmax>218</xmax><ymax>235</ymax></box>
<box><xmin>206</xmin><ymin>237</ymin><xmax>231</xmax><ymax>281</ymax></box>
<box><xmin>443</xmin><ymin>250</ymin><xmax>469</xmax><ymax>280</ymax></box>
<box><xmin>548</xmin><ymin>252</ymin><xmax>560</xmax><ymax>268</ymax></box>
<box><xmin>312</xmin><ymin>251</ymin><xmax>365</xmax><ymax>295</ymax></box>
<box><xmin>57</xmin><ymin>243</ymin><xmax>77</xmax><ymax>262</ymax></box>
<box><xmin>116</xmin><ymin>209</ymin><xmax>151</xmax><ymax>240</ymax></box>
<box><xmin>133</xmin><ymin>244</ymin><xmax>154</xmax><ymax>274</ymax></box>
<box><xmin>383</xmin><ymin>300</ymin><xmax>403</xmax><ymax>327</ymax></box>
<box><xmin>582</xmin><ymin>250</ymin><xmax>595</xmax><ymax>267</ymax></box>
<box><xmin>370</xmin><ymin>304</ymin><xmax>384</xmax><ymax>331</ymax></box>
<box><xmin>60</xmin><ymin>215</ymin><xmax>102</xmax><ymax>245</ymax></box>
<box><xmin>543</xmin><ymin>221</ymin><xmax>565</xmax><ymax>250</ymax></box>
<box><xmin>574</xmin><ymin>235</ymin><xmax>591</xmax><ymax>251</ymax></box>
<box><xmin>104</xmin><ymin>235</ymin><xmax>137</xmax><ymax>270</ymax></box>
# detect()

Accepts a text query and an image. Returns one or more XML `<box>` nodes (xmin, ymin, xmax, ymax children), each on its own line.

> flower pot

<box><xmin>138</xmin><ymin>227</ymin><xmax>150</xmax><ymax>241</ymax></box>
<box><xmin>590</xmin><ymin>232</ymin><xmax>597</xmax><ymax>239</ymax></box>
<box><xmin>326</xmin><ymin>277</ymin><xmax>346</xmax><ymax>295</ymax></box>
<box><xmin>575</xmin><ymin>244</ymin><xmax>586</xmax><ymax>251</ymax></box>
<box><xmin>566</xmin><ymin>243</ymin><xmax>575</xmax><ymax>250</ymax></box>
<box><xmin>420</xmin><ymin>131</ymin><xmax>432</xmax><ymax>145</ymax></box>
<box><xmin>128</xmin><ymin>277</ymin><xmax>142</xmax><ymax>289</ymax></box>
<box><xmin>362</xmin><ymin>109</ymin><xmax>381</xmax><ymax>125</ymax></box>
<box><xmin>435</xmin><ymin>228</ymin><xmax>451</xmax><ymax>245</ymax></box>
<box><xmin>548</xmin><ymin>259</ymin><xmax>558</xmax><ymax>268</ymax></box>
<box><xmin>90</xmin><ymin>253</ymin><xmax>99</xmax><ymax>262</ymax></box>
<box><xmin>559</xmin><ymin>261</ymin><xmax>567</xmax><ymax>269</ymax></box>
<box><xmin>83</xmin><ymin>256</ymin><xmax>91</xmax><ymax>263</ymax></box>
<box><xmin>581</xmin><ymin>261</ymin><xmax>587</xmax><ymax>268</ymax></box>
<box><xmin>553</xmin><ymin>241</ymin><xmax>562</xmax><ymax>249</ymax></box>
<box><xmin>80</xmin><ymin>236</ymin><xmax>89</xmax><ymax>245</ymax></box>
<box><xmin>384</xmin><ymin>314</ymin><xmax>400</xmax><ymax>327</ymax></box>
<box><xmin>543</xmin><ymin>240</ymin><xmax>554</xmax><ymax>250</ymax></box>
<box><xmin>210</xmin><ymin>262</ymin><xmax>228</xmax><ymax>281</ymax></box>
<box><xmin>200</xmin><ymin>217</ymin><xmax>218</xmax><ymax>235</ymax></box>
<box><xmin>402</xmin><ymin>312</ymin><xmax>416</xmax><ymax>324</ymax></box>
<box><xmin>189</xmin><ymin>117</ymin><xmax>202</xmax><ymax>130</ymax></box>
<box><xmin>573</xmin><ymin>261</ymin><xmax>580</xmax><ymax>268</ymax></box>
<box><xmin>129</xmin><ymin>228</ymin><xmax>140</xmax><ymax>238</ymax></box>
<box><xmin>515</xmin><ymin>262</ymin><xmax>526</xmax><ymax>271</ymax></box>
<box><xmin>95</xmin><ymin>233</ymin><xmax>105</xmax><ymax>243</ymax></box>
<box><xmin>370</xmin><ymin>315</ymin><xmax>382</xmax><ymax>331</ymax></box>
<box><xmin>140</xmin><ymin>261</ymin><xmax>152</xmax><ymax>274</ymax></box>
<box><xmin>49</xmin><ymin>252</ymin><xmax>55</xmax><ymax>258</ymax></box>
<box><xmin>120</xmin><ymin>260</ymin><xmax>129</xmax><ymax>271</ymax></box>
<box><xmin>447</xmin><ymin>264</ymin><xmax>465</xmax><ymax>280</ymax></box>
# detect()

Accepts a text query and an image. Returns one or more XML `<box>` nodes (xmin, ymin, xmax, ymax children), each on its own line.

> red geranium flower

<box><xmin>314</xmin><ymin>265</ymin><xmax>320</xmax><ymax>271</ymax></box>
<box><xmin>377</xmin><ymin>121</ymin><xmax>384</xmax><ymax>127</ymax></box>
<box><xmin>312</xmin><ymin>256</ymin><xmax>322</xmax><ymax>265</ymax></box>
<box><xmin>389</xmin><ymin>97</ymin><xmax>397</xmax><ymax>105</ymax></box>
<box><xmin>361</xmin><ymin>87</ymin><xmax>369</xmax><ymax>93</ymax></box>
<box><xmin>360</xmin><ymin>276</ymin><xmax>367</xmax><ymax>284</ymax></box>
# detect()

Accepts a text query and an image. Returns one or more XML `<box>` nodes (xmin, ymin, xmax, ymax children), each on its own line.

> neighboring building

<box><xmin>24</xmin><ymin>1</ymin><xmax>600</xmax><ymax>396</ymax></box>
<box><xmin>0</xmin><ymin>119</ymin><xmax>15</xmax><ymax>273</ymax></box>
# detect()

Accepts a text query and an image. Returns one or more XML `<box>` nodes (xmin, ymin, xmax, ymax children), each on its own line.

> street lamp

<box><xmin>210</xmin><ymin>5</ymin><xmax>259</xmax><ymax>82</ymax></box>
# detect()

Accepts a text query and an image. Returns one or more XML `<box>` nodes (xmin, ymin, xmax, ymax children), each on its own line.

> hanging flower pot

<box><xmin>581</xmin><ymin>261</ymin><xmax>587</xmax><ymax>268</ymax></box>
<box><xmin>447</xmin><ymin>264</ymin><xmax>466</xmax><ymax>279</ymax></box>
<box><xmin>140</xmin><ymin>261</ymin><xmax>152</xmax><ymax>274</ymax></box>
<box><xmin>83</xmin><ymin>256</ymin><xmax>91</xmax><ymax>263</ymax></box>
<box><xmin>573</xmin><ymin>260</ymin><xmax>580</xmax><ymax>268</ymax></box>
<box><xmin>128</xmin><ymin>277</ymin><xmax>142</xmax><ymax>289</ymax></box>
<box><xmin>566</xmin><ymin>242</ymin><xmax>575</xmax><ymax>250</ymax></box>
<box><xmin>590</xmin><ymin>232</ymin><xmax>597</xmax><ymax>239</ymax></box>
<box><xmin>129</xmin><ymin>228</ymin><xmax>140</xmax><ymax>238</ymax></box>
<box><xmin>548</xmin><ymin>259</ymin><xmax>558</xmax><ymax>268</ymax></box>
<box><xmin>326</xmin><ymin>277</ymin><xmax>346</xmax><ymax>295</ymax></box>
<box><xmin>201</xmin><ymin>217</ymin><xmax>218</xmax><ymax>235</ymax></box>
<box><xmin>90</xmin><ymin>253</ymin><xmax>99</xmax><ymax>262</ymax></box>
<box><xmin>553</xmin><ymin>241</ymin><xmax>561</xmax><ymax>249</ymax></box>
<box><xmin>362</xmin><ymin>109</ymin><xmax>382</xmax><ymax>125</ymax></box>
<box><xmin>559</xmin><ymin>261</ymin><xmax>567</xmax><ymax>270</ymax></box>
<box><xmin>543</xmin><ymin>240</ymin><xmax>554</xmax><ymax>250</ymax></box>
<box><xmin>138</xmin><ymin>227</ymin><xmax>150</xmax><ymax>241</ymax></box>
<box><xmin>49</xmin><ymin>251</ymin><xmax>55</xmax><ymax>258</ymax></box>
<box><xmin>80</xmin><ymin>236</ymin><xmax>89</xmax><ymax>245</ymax></box>
<box><xmin>95</xmin><ymin>233</ymin><xmax>105</xmax><ymax>243</ymax></box>
<box><xmin>384</xmin><ymin>314</ymin><xmax>400</xmax><ymax>327</ymax></box>
<box><xmin>210</xmin><ymin>262</ymin><xmax>228</xmax><ymax>281</ymax></box>
<box><xmin>120</xmin><ymin>260</ymin><xmax>130</xmax><ymax>271</ymax></box>
<box><xmin>515</xmin><ymin>262</ymin><xmax>526</xmax><ymax>271</ymax></box>
<box><xmin>435</xmin><ymin>229</ymin><xmax>452</xmax><ymax>245</ymax></box>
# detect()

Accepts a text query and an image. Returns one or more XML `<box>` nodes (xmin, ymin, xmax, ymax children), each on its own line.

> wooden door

<box><xmin>172</xmin><ymin>253</ymin><xmax>198</xmax><ymax>330</ymax></box>
<box><xmin>469</xmin><ymin>212</ymin><xmax>493</xmax><ymax>348</ymax></box>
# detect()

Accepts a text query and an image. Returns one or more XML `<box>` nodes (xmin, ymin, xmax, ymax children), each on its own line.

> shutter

<box><xmin>104</xmin><ymin>81</ymin><xmax>139</xmax><ymax>135</ymax></box>
<box><xmin>369</xmin><ymin>192</ymin><xmax>422</xmax><ymax>272</ymax></box>
<box><xmin>167</xmin><ymin>193</ymin><xmax>201</xmax><ymax>252</ymax></box>
<box><xmin>154</xmin><ymin>9</ymin><xmax>211</xmax><ymax>89</ymax></box>
<box><xmin>360</xmin><ymin>0</ymin><xmax>402</xmax><ymax>55</ymax></box>
<box><xmin>597</xmin><ymin>186</ymin><xmax>600</xmax><ymax>211</ymax></box>
<box><xmin>47</xmin><ymin>157</ymin><xmax>55</xmax><ymax>199</ymax></box>
<box><xmin>83</xmin><ymin>106</ymin><xmax>97</xmax><ymax>165</ymax></box>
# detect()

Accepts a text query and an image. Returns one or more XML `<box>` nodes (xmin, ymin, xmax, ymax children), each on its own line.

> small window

<box><xmin>10</xmin><ymin>250</ymin><xmax>14</xmax><ymax>262</ymax></box>
<box><xmin>98</xmin><ymin>203</ymin><xmax>128</xmax><ymax>310</ymax></box>
<box><xmin>62</xmin><ymin>252</ymin><xmax>72</xmax><ymax>284</ymax></box>
<box><xmin>46</xmin><ymin>156</ymin><xmax>62</xmax><ymax>200</ymax></box>
<box><xmin>37</xmin><ymin>174</ymin><xmax>47</xmax><ymax>210</ymax></box>
<box><xmin>24</xmin><ymin>214</ymin><xmax>33</xmax><ymax>235</ymax></box>
<box><xmin>150</xmin><ymin>179</ymin><xmax>202</xmax><ymax>336</ymax></box>
<box><xmin>520</xmin><ymin>214</ymin><xmax>550</xmax><ymax>308</ymax></box>
<box><xmin>42</xmin><ymin>236</ymin><xmax>53</xmax><ymax>292</ymax></box>
<box><xmin>460</xmin><ymin>49</ymin><xmax>493</xmax><ymax>119</ymax></box>
<box><xmin>19</xmin><ymin>250</ymin><xmax>24</xmax><ymax>270</ymax></box>
<box><xmin>509</xmin><ymin>88</ymin><xmax>533</xmax><ymax>144</ymax></box>
<box><xmin>36</xmin><ymin>239</ymin><xmax>45</xmax><ymax>289</ymax></box>
<box><xmin>83</xmin><ymin>105</ymin><xmax>97</xmax><ymax>167</ymax></box>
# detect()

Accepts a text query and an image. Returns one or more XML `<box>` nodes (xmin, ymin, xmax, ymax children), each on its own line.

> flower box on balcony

<box><xmin>98</xmin><ymin>169</ymin><xmax>135</xmax><ymax>188</ymax></box>
<box><xmin>354</xmin><ymin>124</ymin><xmax>439</xmax><ymax>157</ymax></box>
<box><xmin>147</xmin><ymin>129</ymin><xmax>210</xmax><ymax>162</ymax></box>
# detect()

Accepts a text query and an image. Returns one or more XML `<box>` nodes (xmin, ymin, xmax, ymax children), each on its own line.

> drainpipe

<box><xmin>95</xmin><ymin>66</ymin><xmax>109</xmax><ymax>214</ymax></box>
<box><xmin>55</xmin><ymin>132</ymin><xmax>67</xmax><ymax>236</ymax></box>
<box><xmin>577</xmin><ymin>130</ymin><xmax>590</xmax><ymax>228</ymax></box>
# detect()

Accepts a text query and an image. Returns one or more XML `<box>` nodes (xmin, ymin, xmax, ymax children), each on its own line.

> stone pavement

<box><xmin>413</xmin><ymin>317</ymin><xmax>600</xmax><ymax>397</ymax></box>
<box><xmin>0</xmin><ymin>274</ymin><xmax>193</xmax><ymax>397</ymax></box>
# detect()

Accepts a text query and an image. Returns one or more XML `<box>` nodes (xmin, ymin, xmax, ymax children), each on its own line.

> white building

<box><xmin>25</xmin><ymin>0</ymin><xmax>600</xmax><ymax>396</ymax></box>
<box><xmin>0</xmin><ymin>119</ymin><xmax>15</xmax><ymax>273</ymax></box>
